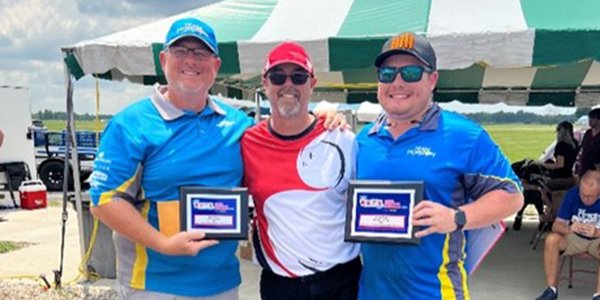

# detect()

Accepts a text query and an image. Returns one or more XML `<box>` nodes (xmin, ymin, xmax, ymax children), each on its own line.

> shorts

<box><xmin>562</xmin><ymin>233</ymin><xmax>600</xmax><ymax>259</ymax></box>
<box><xmin>117</xmin><ymin>283</ymin><xmax>238</xmax><ymax>300</ymax></box>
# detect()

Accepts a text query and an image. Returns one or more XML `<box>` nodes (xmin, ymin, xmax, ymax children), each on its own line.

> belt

<box><xmin>267</xmin><ymin>256</ymin><xmax>361</xmax><ymax>284</ymax></box>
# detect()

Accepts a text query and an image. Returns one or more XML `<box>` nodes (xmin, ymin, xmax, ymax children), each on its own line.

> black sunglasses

<box><xmin>377</xmin><ymin>65</ymin><xmax>432</xmax><ymax>84</ymax></box>
<box><xmin>266</xmin><ymin>72</ymin><xmax>311</xmax><ymax>85</ymax></box>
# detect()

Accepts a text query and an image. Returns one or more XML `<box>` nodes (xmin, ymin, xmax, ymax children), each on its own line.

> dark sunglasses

<box><xmin>267</xmin><ymin>72</ymin><xmax>311</xmax><ymax>85</ymax></box>
<box><xmin>377</xmin><ymin>65</ymin><xmax>432</xmax><ymax>84</ymax></box>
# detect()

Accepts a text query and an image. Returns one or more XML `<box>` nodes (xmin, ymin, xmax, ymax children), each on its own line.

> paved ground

<box><xmin>1</xmin><ymin>198</ymin><xmax>598</xmax><ymax>300</ymax></box>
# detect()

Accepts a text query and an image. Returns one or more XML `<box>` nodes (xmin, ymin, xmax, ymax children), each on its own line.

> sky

<box><xmin>0</xmin><ymin>0</ymin><xmax>222</xmax><ymax>115</ymax></box>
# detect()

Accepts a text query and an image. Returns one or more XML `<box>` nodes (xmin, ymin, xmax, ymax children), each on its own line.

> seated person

<box><xmin>535</xmin><ymin>121</ymin><xmax>578</xmax><ymax>190</ymax></box>
<box><xmin>512</xmin><ymin>160</ymin><xmax>545</xmax><ymax>230</ymax></box>
<box><xmin>535</xmin><ymin>171</ymin><xmax>600</xmax><ymax>300</ymax></box>
<box><xmin>513</xmin><ymin>122</ymin><xmax>578</xmax><ymax>230</ymax></box>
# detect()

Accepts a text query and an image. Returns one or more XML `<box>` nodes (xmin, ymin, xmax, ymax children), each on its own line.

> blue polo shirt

<box><xmin>356</xmin><ymin>103</ymin><xmax>521</xmax><ymax>300</ymax></box>
<box><xmin>90</xmin><ymin>85</ymin><xmax>253</xmax><ymax>297</ymax></box>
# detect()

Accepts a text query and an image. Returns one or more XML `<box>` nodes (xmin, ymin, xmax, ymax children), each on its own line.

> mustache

<box><xmin>277</xmin><ymin>87</ymin><xmax>300</xmax><ymax>98</ymax></box>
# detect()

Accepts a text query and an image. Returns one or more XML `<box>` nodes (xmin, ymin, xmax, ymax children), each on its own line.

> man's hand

<box><xmin>580</xmin><ymin>223</ymin><xmax>596</xmax><ymax>238</ymax></box>
<box><xmin>157</xmin><ymin>231</ymin><xmax>219</xmax><ymax>256</ymax></box>
<box><xmin>314</xmin><ymin>110</ymin><xmax>349</xmax><ymax>131</ymax></box>
<box><xmin>412</xmin><ymin>201</ymin><xmax>457</xmax><ymax>238</ymax></box>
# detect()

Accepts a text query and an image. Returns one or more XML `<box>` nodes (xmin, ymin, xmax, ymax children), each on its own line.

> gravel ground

<box><xmin>0</xmin><ymin>279</ymin><xmax>118</xmax><ymax>300</ymax></box>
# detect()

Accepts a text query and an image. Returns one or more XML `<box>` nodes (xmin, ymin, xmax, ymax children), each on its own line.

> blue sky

<box><xmin>0</xmin><ymin>0</ymin><xmax>222</xmax><ymax>114</ymax></box>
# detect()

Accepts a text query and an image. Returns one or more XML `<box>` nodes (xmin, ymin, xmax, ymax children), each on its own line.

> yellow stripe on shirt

<box><xmin>438</xmin><ymin>233</ymin><xmax>457</xmax><ymax>300</ymax></box>
<box><xmin>97</xmin><ymin>165</ymin><xmax>142</xmax><ymax>206</ymax></box>
<box><xmin>130</xmin><ymin>200</ymin><xmax>151</xmax><ymax>289</ymax></box>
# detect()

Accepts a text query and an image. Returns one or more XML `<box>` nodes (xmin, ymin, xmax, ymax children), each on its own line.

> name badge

<box><xmin>345</xmin><ymin>181</ymin><xmax>423</xmax><ymax>244</ymax></box>
<box><xmin>180</xmin><ymin>186</ymin><xmax>249</xmax><ymax>240</ymax></box>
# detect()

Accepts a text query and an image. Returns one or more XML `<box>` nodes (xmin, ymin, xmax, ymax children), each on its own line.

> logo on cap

<box><xmin>390</xmin><ymin>33</ymin><xmax>415</xmax><ymax>50</ymax></box>
<box><xmin>176</xmin><ymin>24</ymin><xmax>207</xmax><ymax>38</ymax></box>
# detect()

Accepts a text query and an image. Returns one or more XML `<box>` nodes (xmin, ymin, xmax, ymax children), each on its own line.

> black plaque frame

<box><xmin>345</xmin><ymin>181</ymin><xmax>424</xmax><ymax>244</ymax></box>
<box><xmin>180</xmin><ymin>186</ymin><xmax>248</xmax><ymax>240</ymax></box>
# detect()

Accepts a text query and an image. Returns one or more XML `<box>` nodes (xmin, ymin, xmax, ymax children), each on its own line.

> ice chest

<box><xmin>19</xmin><ymin>180</ymin><xmax>47</xmax><ymax>209</ymax></box>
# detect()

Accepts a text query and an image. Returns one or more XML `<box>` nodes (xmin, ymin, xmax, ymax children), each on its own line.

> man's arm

<box><xmin>91</xmin><ymin>200</ymin><xmax>218</xmax><ymax>256</ymax></box>
<box><xmin>412</xmin><ymin>190</ymin><xmax>523</xmax><ymax>237</ymax></box>
<box><xmin>551</xmin><ymin>218</ymin><xmax>571</xmax><ymax>236</ymax></box>
<box><xmin>0</xmin><ymin>129</ymin><xmax>4</xmax><ymax>148</ymax></box>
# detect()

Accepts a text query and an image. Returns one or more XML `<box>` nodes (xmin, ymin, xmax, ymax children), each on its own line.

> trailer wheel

<box><xmin>39</xmin><ymin>160</ymin><xmax>72</xmax><ymax>191</ymax></box>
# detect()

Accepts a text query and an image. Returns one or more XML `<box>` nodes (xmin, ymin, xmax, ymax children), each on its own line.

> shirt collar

<box><xmin>150</xmin><ymin>84</ymin><xmax>226</xmax><ymax>121</ymax></box>
<box><xmin>368</xmin><ymin>102</ymin><xmax>441</xmax><ymax>136</ymax></box>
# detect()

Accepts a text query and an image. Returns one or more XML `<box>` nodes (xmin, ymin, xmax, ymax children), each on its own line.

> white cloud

<box><xmin>0</xmin><ymin>0</ymin><xmax>218</xmax><ymax>115</ymax></box>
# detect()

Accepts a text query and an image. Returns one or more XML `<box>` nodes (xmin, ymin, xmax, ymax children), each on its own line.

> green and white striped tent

<box><xmin>62</xmin><ymin>0</ymin><xmax>600</xmax><ymax>105</ymax></box>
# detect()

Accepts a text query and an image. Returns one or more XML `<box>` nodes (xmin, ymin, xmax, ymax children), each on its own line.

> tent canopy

<box><xmin>62</xmin><ymin>0</ymin><xmax>600</xmax><ymax>104</ymax></box>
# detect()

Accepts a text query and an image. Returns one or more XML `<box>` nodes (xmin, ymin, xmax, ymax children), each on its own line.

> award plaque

<box><xmin>345</xmin><ymin>181</ymin><xmax>424</xmax><ymax>244</ymax></box>
<box><xmin>180</xmin><ymin>186</ymin><xmax>249</xmax><ymax>240</ymax></box>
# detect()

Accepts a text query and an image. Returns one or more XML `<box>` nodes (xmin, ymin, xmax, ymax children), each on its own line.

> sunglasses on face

<box><xmin>168</xmin><ymin>45</ymin><xmax>214</xmax><ymax>61</ymax></box>
<box><xmin>266</xmin><ymin>72</ymin><xmax>311</xmax><ymax>86</ymax></box>
<box><xmin>377</xmin><ymin>65</ymin><xmax>432</xmax><ymax>84</ymax></box>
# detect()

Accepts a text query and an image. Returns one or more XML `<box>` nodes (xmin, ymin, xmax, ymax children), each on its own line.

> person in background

<box><xmin>578</xmin><ymin>108</ymin><xmax>600</xmax><ymax>177</ymax></box>
<box><xmin>535</xmin><ymin>171</ymin><xmax>600</xmax><ymax>300</ymax></box>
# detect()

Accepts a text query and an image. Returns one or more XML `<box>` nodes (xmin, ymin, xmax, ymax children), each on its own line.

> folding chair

<box><xmin>0</xmin><ymin>162</ymin><xmax>32</xmax><ymax>209</ymax></box>
<box><xmin>530</xmin><ymin>190</ymin><xmax>569</xmax><ymax>250</ymax></box>
<box><xmin>559</xmin><ymin>253</ymin><xmax>598</xmax><ymax>288</ymax></box>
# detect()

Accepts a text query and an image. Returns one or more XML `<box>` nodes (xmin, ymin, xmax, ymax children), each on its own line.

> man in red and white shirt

<box><xmin>242</xmin><ymin>42</ymin><xmax>361</xmax><ymax>300</ymax></box>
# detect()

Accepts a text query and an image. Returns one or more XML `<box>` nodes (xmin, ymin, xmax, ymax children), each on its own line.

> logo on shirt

<box><xmin>407</xmin><ymin>146</ymin><xmax>436</xmax><ymax>158</ymax></box>
<box><xmin>217</xmin><ymin>120</ymin><xmax>235</xmax><ymax>128</ymax></box>
<box><xmin>573</xmin><ymin>209</ymin><xmax>600</xmax><ymax>227</ymax></box>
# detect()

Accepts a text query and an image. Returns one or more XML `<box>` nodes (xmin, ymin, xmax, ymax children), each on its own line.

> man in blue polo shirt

<box><xmin>89</xmin><ymin>18</ymin><xmax>345</xmax><ymax>300</ymax></box>
<box><xmin>90</xmin><ymin>18</ymin><xmax>252</xmax><ymax>300</ymax></box>
<box><xmin>356</xmin><ymin>32</ymin><xmax>524</xmax><ymax>300</ymax></box>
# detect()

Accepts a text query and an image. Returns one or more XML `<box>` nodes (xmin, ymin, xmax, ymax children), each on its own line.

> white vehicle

<box><xmin>0</xmin><ymin>86</ymin><xmax>36</xmax><ymax>207</ymax></box>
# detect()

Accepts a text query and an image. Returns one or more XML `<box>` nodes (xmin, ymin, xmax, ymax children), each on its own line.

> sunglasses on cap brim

<box><xmin>377</xmin><ymin>65</ymin><xmax>433</xmax><ymax>84</ymax></box>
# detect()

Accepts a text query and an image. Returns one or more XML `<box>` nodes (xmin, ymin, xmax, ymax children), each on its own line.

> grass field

<box><xmin>44</xmin><ymin>120</ymin><xmax>107</xmax><ymax>132</ymax></box>
<box><xmin>44</xmin><ymin>120</ymin><xmax>555</xmax><ymax>163</ymax></box>
<box><xmin>484</xmin><ymin>124</ymin><xmax>555</xmax><ymax>163</ymax></box>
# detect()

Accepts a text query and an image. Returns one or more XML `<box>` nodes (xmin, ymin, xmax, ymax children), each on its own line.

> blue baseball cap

<box><xmin>164</xmin><ymin>18</ymin><xmax>219</xmax><ymax>56</ymax></box>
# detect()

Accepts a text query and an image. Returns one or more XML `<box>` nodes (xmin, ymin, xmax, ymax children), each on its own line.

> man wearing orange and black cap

<box><xmin>355</xmin><ymin>32</ymin><xmax>523</xmax><ymax>300</ymax></box>
<box><xmin>241</xmin><ymin>42</ymin><xmax>361</xmax><ymax>300</ymax></box>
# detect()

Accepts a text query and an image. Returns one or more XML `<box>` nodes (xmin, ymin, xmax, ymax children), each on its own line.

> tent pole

<box><xmin>62</xmin><ymin>57</ymin><xmax>87</xmax><ymax>274</ymax></box>
<box><xmin>254</xmin><ymin>88</ymin><xmax>261</xmax><ymax>122</ymax></box>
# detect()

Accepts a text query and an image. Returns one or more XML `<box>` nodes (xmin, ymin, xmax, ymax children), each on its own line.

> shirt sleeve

<box><xmin>554</xmin><ymin>142</ymin><xmax>567</xmax><ymax>159</ymax></box>
<box><xmin>89</xmin><ymin>118</ymin><xmax>145</xmax><ymax>207</ymax></box>
<box><xmin>557</xmin><ymin>187</ymin><xmax>577</xmax><ymax>222</ymax></box>
<box><xmin>463</xmin><ymin>130</ymin><xmax>523</xmax><ymax>201</ymax></box>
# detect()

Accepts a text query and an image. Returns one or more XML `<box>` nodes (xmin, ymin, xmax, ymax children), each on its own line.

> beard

<box><xmin>276</xmin><ymin>99</ymin><xmax>301</xmax><ymax>117</ymax></box>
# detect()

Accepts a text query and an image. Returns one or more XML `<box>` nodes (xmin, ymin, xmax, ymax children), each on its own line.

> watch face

<box><xmin>455</xmin><ymin>210</ymin><xmax>467</xmax><ymax>227</ymax></box>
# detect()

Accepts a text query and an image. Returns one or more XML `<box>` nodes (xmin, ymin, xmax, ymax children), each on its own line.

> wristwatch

<box><xmin>454</xmin><ymin>209</ymin><xmax>467</xmax><ymax>231</ymax></box>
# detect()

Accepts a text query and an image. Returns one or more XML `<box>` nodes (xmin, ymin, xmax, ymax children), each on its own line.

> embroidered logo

<box><xmin>407</xmin><ymin>146</ymin><xmax>436</xmax><ymax>158</ymax></box>
<box><xmin>390</xmin><ymin>33</ymin><xmax>415</xmax><ymax>50</ymax></box>
<box><xmin>217</xmin><ymin>120</ymin><xmax>234</xmax><ymax>128</ymax></box>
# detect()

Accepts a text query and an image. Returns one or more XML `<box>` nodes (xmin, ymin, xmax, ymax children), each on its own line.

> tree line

<box><xmin>33</xmin><ymin>107</ymin><xmax>592</xmax><ymax>125</ymax></box>
<box><xmin>33</xmin><ymin>110</ymin><xmax>114</xmax><ymax>121</ymax></box>
<box><xmin>463</xmin><ymin>107</ymin><xmax>591</xmax><ymax>125</ymax></box>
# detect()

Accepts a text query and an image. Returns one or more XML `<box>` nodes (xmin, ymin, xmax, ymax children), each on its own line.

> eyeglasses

<box><xmin>377</xmin><ymin>65</ymin><xmax>432</xmax><ymax>84</ymax></box>
<box><xmin>266</xmin><ymin>72</ymin><xmax>311</xmax><ymax>85</ymax></box>
<box><xmin>168</xmin><ymin>46</ymin><xmax>215</xmax><ymax>61</ymax></box>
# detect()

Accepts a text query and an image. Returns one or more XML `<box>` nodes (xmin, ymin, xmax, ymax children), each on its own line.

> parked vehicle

<box><xmin>33</xmin><ymin>129</ymin><xmax>100</xmax><ymax>191</ymax></box>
